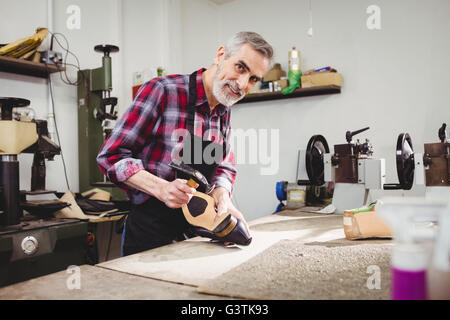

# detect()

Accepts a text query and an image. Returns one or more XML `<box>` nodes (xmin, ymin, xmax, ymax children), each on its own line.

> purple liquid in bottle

<box><xmin>392</xmin><ymin>267</ymin><xmax>428</xmax><ymax>300</ymax></box>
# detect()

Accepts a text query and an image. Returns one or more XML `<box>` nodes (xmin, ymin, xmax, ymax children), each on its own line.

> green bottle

<box><xmin>282</xmin><ymin>47</ymin><xmax>302</xmax><ymax>95</ymax></box>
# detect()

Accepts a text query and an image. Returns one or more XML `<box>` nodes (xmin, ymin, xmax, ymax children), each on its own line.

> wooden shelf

<box><xmin>238</xmin><ymin>85</ymin><xmax>341</xmax><ymax>104</ymax></box>
<box><xmin>0</xmin><ymin>55</ymin><xmax>65</xmax><ymax>78</ymax></box>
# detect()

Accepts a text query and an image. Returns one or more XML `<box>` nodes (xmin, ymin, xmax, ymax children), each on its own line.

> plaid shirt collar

<box><xmin>194</xmin><ymin>68</ymin><xmax>228</xmax><ymax>117</ymax></box>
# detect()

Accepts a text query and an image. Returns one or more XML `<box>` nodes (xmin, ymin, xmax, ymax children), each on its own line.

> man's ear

<box><xmin>214</xmin><ymin>46</ymin><xmax>226</xmax><ymax>65</ymax></box>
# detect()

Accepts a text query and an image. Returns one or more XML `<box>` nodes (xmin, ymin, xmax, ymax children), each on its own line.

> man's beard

<box><xmin>212</xmin><ymin>63</ymin><xmax>245</xmax><ymax>107</ymax></box>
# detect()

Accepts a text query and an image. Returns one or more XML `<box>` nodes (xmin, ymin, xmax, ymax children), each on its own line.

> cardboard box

<box><xmin>263</xmin><ymin>63</ymin><xmax>286</xmax><ymax>82</ymax></box>
<box><xmin>273</xmin><ymin>79</ymin><xmax>288</xmax><ymax>91</ymax></box>
<box><xmin>343</xmin><ymin>208</ymin><xmax>392</xmax><ymax>240</ymax></box>
<box><xmin>301</xmin><ymin>72</ymin><xmax>343</xmax><ymax>88</ymax></box>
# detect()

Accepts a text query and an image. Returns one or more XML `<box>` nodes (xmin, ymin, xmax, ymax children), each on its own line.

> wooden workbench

<box><xmin>0</xmin><ymin>209</ymin><xmax>392</xmax><ymax>300</ymax></box>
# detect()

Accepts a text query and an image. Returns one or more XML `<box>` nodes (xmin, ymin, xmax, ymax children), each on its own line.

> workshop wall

<box><xmin>120</xmin><ymin>0</ymin><xmax>166</xmax><ymax>115</ymax></box>
<box><xmin>180</xmin><ymin>0</ymin><xmax>221</xmax><ymax>72</ymax></box>
<box><xmin>200</xmin><ymin>0</ymin><xmax>450</xmax><ymax>221</ymax></box>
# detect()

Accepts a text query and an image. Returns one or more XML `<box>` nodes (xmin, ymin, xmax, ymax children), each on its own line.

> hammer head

<box><xmin>169</xmin><ymin>161</ymin><xmax>215</xmax><ymax>194</ymax></box>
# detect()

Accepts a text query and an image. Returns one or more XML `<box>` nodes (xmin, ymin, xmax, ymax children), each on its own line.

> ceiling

<box><xmin>209</xmin><ymin>0</ymin><xmax>236</xmax><ymax>5</ymax></box>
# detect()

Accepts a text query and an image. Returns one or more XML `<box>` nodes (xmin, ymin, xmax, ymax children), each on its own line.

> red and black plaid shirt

<box><xmin>97</xmin><ymin>68</ymin><xmax>236</xmax><ymax>204</ymax></box>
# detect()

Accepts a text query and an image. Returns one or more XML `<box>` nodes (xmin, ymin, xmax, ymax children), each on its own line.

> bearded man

<box><xmin>97</xmin><ymin>31</ymin><xmax>273</xmax><ymax>255</ymax></box>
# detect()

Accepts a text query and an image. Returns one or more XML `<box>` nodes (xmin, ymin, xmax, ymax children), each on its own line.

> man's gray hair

<box><xmin>224</xmin><ymin>31</ymin><xmax>274</xmax><ymax>67</ymax></box>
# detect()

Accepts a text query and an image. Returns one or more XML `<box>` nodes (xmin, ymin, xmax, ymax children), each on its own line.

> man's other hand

<box><xmin>210</xmin><ymin>187</ymin><xmax>250</xmax><ymax>235</ymax></box>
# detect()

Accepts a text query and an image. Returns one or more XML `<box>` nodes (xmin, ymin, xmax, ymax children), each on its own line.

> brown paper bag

<box><xmin>343</xmin><ymin>209</ymin><xmax>392</xmax><ymax>240</ymax></box>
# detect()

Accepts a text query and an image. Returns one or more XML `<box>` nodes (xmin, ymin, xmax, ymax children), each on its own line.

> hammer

<box><xmin>169</xmin><ymin>161</ymin><xmax>215</xmax><ymax>194</ymax></box>
<box><xmin>169</xmin><ymin>161</ymin><xmax>252</xmax><ymax>246</ymax></box>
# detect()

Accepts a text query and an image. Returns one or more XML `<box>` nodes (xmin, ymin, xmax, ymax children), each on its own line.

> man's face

<box><xmin>213</xmin><ymin>44</ymin><xmax>270</xmax><ymax>107</ymax></box>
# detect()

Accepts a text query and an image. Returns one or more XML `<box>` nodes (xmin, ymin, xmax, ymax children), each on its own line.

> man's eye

<box><xmin>235</xmin><ymin>64</ymin><xmax>244</xmax><ymax>72</ymax></box>
<box><xmin>250</xmin><ymin>77</ymin><xmax>258</xmax><ymax>83</ymax></box>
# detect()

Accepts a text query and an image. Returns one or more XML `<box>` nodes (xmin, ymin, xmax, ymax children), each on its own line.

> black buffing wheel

<box><xmin>396</xmin><ymin>133</ymin><xmax>415</xmax><ymax>190</ymax></box>
<box><xmin>0</xmin><ymin>97</ymin><xmax>30</xmax><ymax>120</ymax></box>
<box><xmin>0</xmin><ymin>97</ymin><xmax>30</xmax><ymax>107</ymax></box>
<box><xmin>305</xmin><ymin>135</ymin><xmax>330</xmax><ymax>186</ymax></box>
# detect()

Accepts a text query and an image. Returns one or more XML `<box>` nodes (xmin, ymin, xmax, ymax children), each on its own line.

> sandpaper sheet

<box><xmin>98</xmin><ymin>211</ymin><xmax>345</xmax><ymax>286</ymax></box>
<box><xmin>197</xmin><ymin>238</ymin><xmax>392</xmax><ymax>300</ymax></box>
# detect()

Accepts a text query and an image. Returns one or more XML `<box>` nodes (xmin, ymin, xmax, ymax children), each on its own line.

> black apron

<box><xmin>123</xmin><ymin>71</ymin><xmax>228</xmax><ymax>256</ymax></box>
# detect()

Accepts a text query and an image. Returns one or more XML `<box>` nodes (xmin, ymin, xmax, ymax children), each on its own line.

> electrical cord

<box><xmin>40</xmin><ymin>30</ymin><xmax>84</xmax><ymax>191</ymax></box>
<box><xmin>45</xmin><ymin>63</ymin><xmax>71</xmax><ymax>191</ymax></box>
<box><xmin>58</xmin><ymin>62</ymin><xmax>85</xmax><ymax>86</ymax></box>
<box><xmin>48</xmin><ymin>31</ymin><xmax>84</xmax><ymax>86</ymax></box>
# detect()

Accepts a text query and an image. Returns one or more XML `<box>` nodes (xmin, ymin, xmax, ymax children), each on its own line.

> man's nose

<box><xmin>236</xmin><ymin>75</ymin><xmax>250</xmax><ymax>91</ymax></box>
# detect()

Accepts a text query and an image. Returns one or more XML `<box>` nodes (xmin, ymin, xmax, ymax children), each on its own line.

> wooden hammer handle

<box><xmin>187</xmin><ymin>178</ymin><xmax>198</xmax><ymax>188</ymax></box>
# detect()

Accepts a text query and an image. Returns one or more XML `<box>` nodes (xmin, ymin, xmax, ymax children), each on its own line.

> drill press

<box><xmin>77</xmin><ymin>44</ymin><xmax>125</xmax><ymax>199</ymax></box>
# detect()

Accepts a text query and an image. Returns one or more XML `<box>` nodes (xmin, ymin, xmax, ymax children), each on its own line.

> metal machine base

<box><xmin>0</xmin><ymin>217</ymin><xmax>88</xmax><ymax>287</ymax></box>
<box><xmin>331</xmin><ymin>183</ymin><xmax>369</xmax><ymax>214</ymax></box>
<box><xmin>425</xmin><ymin>187</ymin><xmax>450</xmax><ymax>201</ymax></box>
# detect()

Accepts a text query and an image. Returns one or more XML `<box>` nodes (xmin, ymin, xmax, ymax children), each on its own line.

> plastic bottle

<box><xmin>288</xmin><ymin>47</ymin><xmax>301</xmax><ymax>72</ymax></box>
<box><xmin>282</xmin><ymin>47</ymin><xmax>302</xmax><ymax>94</ymax></box>
<box><xmin>391</xmin><ymin>243</ymin><xmax>429</xmax><ymax>299</ymax></box>
<box><xmin>428</xmin><ymin>209</ymin><xmax>450</xmax><ymax>299</ymax></box>
<box><xmin>378</xmin><ymin>197</ymin><xmax>447</xmax><ymax>300</ymax></box>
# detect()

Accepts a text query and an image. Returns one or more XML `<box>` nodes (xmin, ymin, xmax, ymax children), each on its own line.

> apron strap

<box><xmin>187</xmin><ymin>70</ymin><xmax>228</xmax><ymax>142</ymax></box>
<box><xmin>187</xmin><ymin>71</ymin><xmax>198</xmax><ymax>136</ymax></box>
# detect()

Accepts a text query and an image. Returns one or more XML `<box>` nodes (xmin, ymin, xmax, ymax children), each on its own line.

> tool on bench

<box><xmin>418</xmin><ymin>122</ymin><xmax>450</xmax><ymax>202</ymax></box>
<box><xmin>169</xmin><ymin>161</ymin><xmax>252</xmax><ymax>246</ymax></box>
<box><xmin>326</xmin><ymin>126</ymin><xmax>386</xmax><ymax>213</ymax></box>
<box><xmin>423</xmin><ymin>123</ymin><xmax>450</xmax><ymax>188</ymax></box>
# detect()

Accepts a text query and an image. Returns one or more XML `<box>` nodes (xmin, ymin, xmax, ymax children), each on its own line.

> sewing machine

<box><xmin>421</xmin><ymin>123</ymin><xmax>450</xmax><ymax>200</ymax></box>
<box><xmin>0</xmin><ymin>97</ymin><xmax>87</xmax><ymax>287</ymax></box>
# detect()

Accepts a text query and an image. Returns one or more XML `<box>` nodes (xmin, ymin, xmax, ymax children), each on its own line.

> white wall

<box><xmin>180</xmin><ymin>0</ymin><xmax>221</xmax><ymax>73</ymax></box>
<box><xmin>120</xmin><ymin>0</ymin><xmax>165</xmax><ymax>113</ymax></box>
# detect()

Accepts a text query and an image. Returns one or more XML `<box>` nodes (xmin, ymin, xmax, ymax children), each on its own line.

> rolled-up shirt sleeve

<box><xmin>96</xmin><ymin>79</ymin><xmax>165</xmax><ymax>185</ymax></box>
<box><xmin>212</xmin><ymin>112</ymin><xmax>236</xmax><ymax>195</ymax></box>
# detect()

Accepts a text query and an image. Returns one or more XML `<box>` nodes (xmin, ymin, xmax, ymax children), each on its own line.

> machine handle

<box><xmin>383</xmin><ymin>183</ymin><xmax>402</xmax><ymax>190</ymax></box>
<box><xmin>438</xmin><ymin>123</ymin><xmax>447</xmax><ymax>143</ymax></box>
<box><xmin>346</xmin><ymin>127</ymin><xmax>370</xmax><ymax>143</ymax></box>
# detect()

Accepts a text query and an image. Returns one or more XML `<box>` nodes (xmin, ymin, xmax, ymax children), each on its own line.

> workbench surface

<box><xmin>0</xmin><ymin>264</ymin><xmax>227</xmax><ymax>300</ymax></box>
<box><xmin>0</xmin><ymin>210</ymin><xmax>393</xmax><ymax>300</ymax></box>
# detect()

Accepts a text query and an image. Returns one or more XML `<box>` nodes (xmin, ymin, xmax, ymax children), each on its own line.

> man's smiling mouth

<box><xmin>225</xmin><ymin>84</ymin><xmax>241</xmax><ymax>97</ymax></box>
